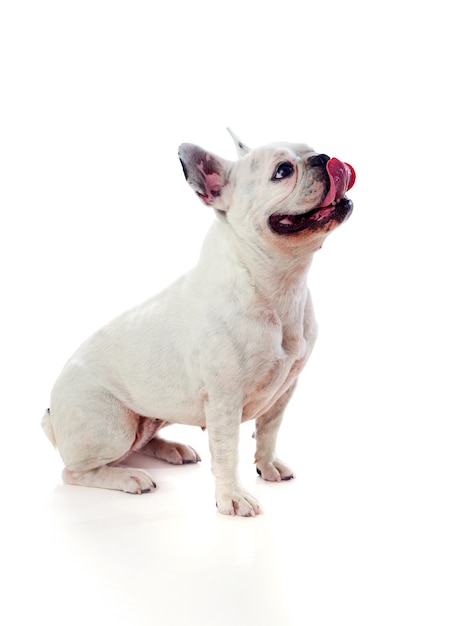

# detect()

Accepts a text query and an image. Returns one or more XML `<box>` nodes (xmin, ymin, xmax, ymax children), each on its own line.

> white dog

<box><xmin>42</xmin><ymin>130</ymin><xmax>355</xmax><ymax>516</ymax></box>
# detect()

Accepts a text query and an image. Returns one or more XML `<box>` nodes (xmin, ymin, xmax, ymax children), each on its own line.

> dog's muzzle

<box><xmin>269</xmin><ymin>158</ymin><xmax>356</xmax><ymax>235</ymax></box>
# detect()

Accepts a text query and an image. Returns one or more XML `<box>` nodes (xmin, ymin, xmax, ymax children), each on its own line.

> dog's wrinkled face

<box><xmin>179</xmin><ymin>136</ymin><xmax>355</xmax><ymax>255</ymax></box>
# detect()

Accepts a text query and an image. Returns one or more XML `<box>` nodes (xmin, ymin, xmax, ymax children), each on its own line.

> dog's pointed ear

<box><xmin>227</xmin><ymin>128</ymin><xmax>250</xmax><ymax>157</ymax></box>
<box><xmin>178</xmin><ymin>144</ymin><xmax>233</xmax><ymax>210</ymax></box>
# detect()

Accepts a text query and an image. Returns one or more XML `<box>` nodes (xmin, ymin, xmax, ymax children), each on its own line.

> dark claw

<box><xmin>141</xmin><ymin>481</ymin><xmax>157</xmax><ymax>493</ymax></box>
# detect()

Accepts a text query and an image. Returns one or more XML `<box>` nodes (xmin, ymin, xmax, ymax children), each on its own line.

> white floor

<box><xmin>4</xmin><ymin>359</ymin><xmax>464</xmax><ymax>626</ymax></box>
<box><xmin>6</xmin><ymin>419</ymin><xmax>337</xmax><ymax>626</ymax></box>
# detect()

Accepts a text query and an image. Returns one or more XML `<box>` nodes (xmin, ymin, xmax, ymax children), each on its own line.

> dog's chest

<box><xmin>241</xmin><ymin>330</ymin><xmax>309</xmax><ymax>421</ymax></box>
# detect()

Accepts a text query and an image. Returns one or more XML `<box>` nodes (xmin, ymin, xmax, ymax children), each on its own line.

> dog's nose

<box><xmin>308</xmin><ymin>154</ymin><xmax>330</xmax><ymax>167</ymax></box>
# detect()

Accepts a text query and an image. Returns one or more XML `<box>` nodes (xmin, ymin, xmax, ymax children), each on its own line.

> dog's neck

<box><xmin>197</xmin><ymin>221</ymin><xmax>314</xmax><ymax>325</ymax></box>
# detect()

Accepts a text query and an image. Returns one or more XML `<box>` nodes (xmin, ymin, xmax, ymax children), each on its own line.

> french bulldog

<box><xmin>42</xmin><ymin>130</ymin><xmax>355</xmax><ymax>516</ymax></box>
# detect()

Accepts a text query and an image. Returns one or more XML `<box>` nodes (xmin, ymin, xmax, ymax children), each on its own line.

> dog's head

<box><xmin>179</xmin><ymin>130</ymin><xmax>355</xmax><ymax>255</ymax></box>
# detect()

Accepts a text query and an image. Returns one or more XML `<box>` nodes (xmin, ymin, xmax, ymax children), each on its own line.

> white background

<box><xmin>1</xmin><ymin>1</ymin><xmax>464</xmax><ymax>625</ymax></box>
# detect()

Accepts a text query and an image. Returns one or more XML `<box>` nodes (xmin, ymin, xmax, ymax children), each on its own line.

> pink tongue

<box><xmin>322</xmin><ymin>158</ymin><xmax>356</xmax><ymax>205</ymax></box>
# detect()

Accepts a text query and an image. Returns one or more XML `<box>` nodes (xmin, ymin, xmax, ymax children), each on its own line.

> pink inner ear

<box><xmin>204</xmin><ymin>172</ymin><xmax>223</xmax><ymax>196</ymax></box>
<box><xmin>197</xmin><ymin>161</ymin><xmax>224</xmax><ymax>201</ymax></box>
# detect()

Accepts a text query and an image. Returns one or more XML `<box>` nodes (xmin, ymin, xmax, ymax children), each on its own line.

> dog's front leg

<box><xmin>205</xmin><ymin>398</ymin><xmax>262</xmax><ymax>517</ymax></box>
<box><xmin>254</xmin><ymin>382</ymin><xmax>297</xmax><ymax>482</ymax></box>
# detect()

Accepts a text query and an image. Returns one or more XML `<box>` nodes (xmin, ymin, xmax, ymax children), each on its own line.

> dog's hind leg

<box><xmin>49</xmin><ymin>375</ymin><xmax>156</xmax><ymax>494</ymax></box>
<box><xmin>254</xmin><ymin>382</ymin><xmax>297</xmax><ymax>482</ymax></box>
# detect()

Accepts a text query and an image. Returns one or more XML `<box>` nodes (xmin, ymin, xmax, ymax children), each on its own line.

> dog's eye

<box><xmin>272</xmin><ymin>161</ymin><xmax>294</xmax><ymax>181</ymax></box>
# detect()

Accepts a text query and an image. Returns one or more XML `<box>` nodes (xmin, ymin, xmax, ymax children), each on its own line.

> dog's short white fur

<box><xmin>42</xmin><ymin>130</ymin><xmax>354</xmax><ymax>516</ymax></box>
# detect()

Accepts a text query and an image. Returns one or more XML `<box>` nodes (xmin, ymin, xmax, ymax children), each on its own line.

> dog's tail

<box><xmin>41</xmin><ymin>408</ymin><xmax>57</xmax><ymax>447</ymax></box>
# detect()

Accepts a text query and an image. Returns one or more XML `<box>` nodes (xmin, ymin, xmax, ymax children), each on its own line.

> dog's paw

<box><xmin>141</xmin><ymin>437</ymin><xmax>201</xmax><ymax>465</ymax></box>
<box><xmin>256</xmin><ymin>459</ymin><xmax>295</xmax><ymax>482</ymax></box>
<box><xmin>215</xmin><ymin>489</ymin><xmax>263</xmax><ymax>517</ymax></box>
<box><xmin>63</xmin><ymin>466</ymin><xmax>157</xmax><ymax>495</ymax></box>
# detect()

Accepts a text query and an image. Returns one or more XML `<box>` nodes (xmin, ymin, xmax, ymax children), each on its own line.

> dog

<box><xmin>42</xmin><ymin>129</ymin><xmax>355</xmax><ymax>516</ymax></box>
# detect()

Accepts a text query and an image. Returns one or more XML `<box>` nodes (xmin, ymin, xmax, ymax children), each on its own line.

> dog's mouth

<box><xmin>269</xmin><ymin>158</ymin><xmax>356</xmax><ymax>235</ymax></box>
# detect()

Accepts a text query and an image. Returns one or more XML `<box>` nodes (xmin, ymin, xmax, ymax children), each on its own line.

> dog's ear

<box><xmin>178</xmin><ymin>144</ymin><xmax>233</xmax><ymax>210</ymax></box>
<box><xmin>227</xmin><ymin>127</ymin><xmax>250</xmax><ymax>157</ymax></box>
